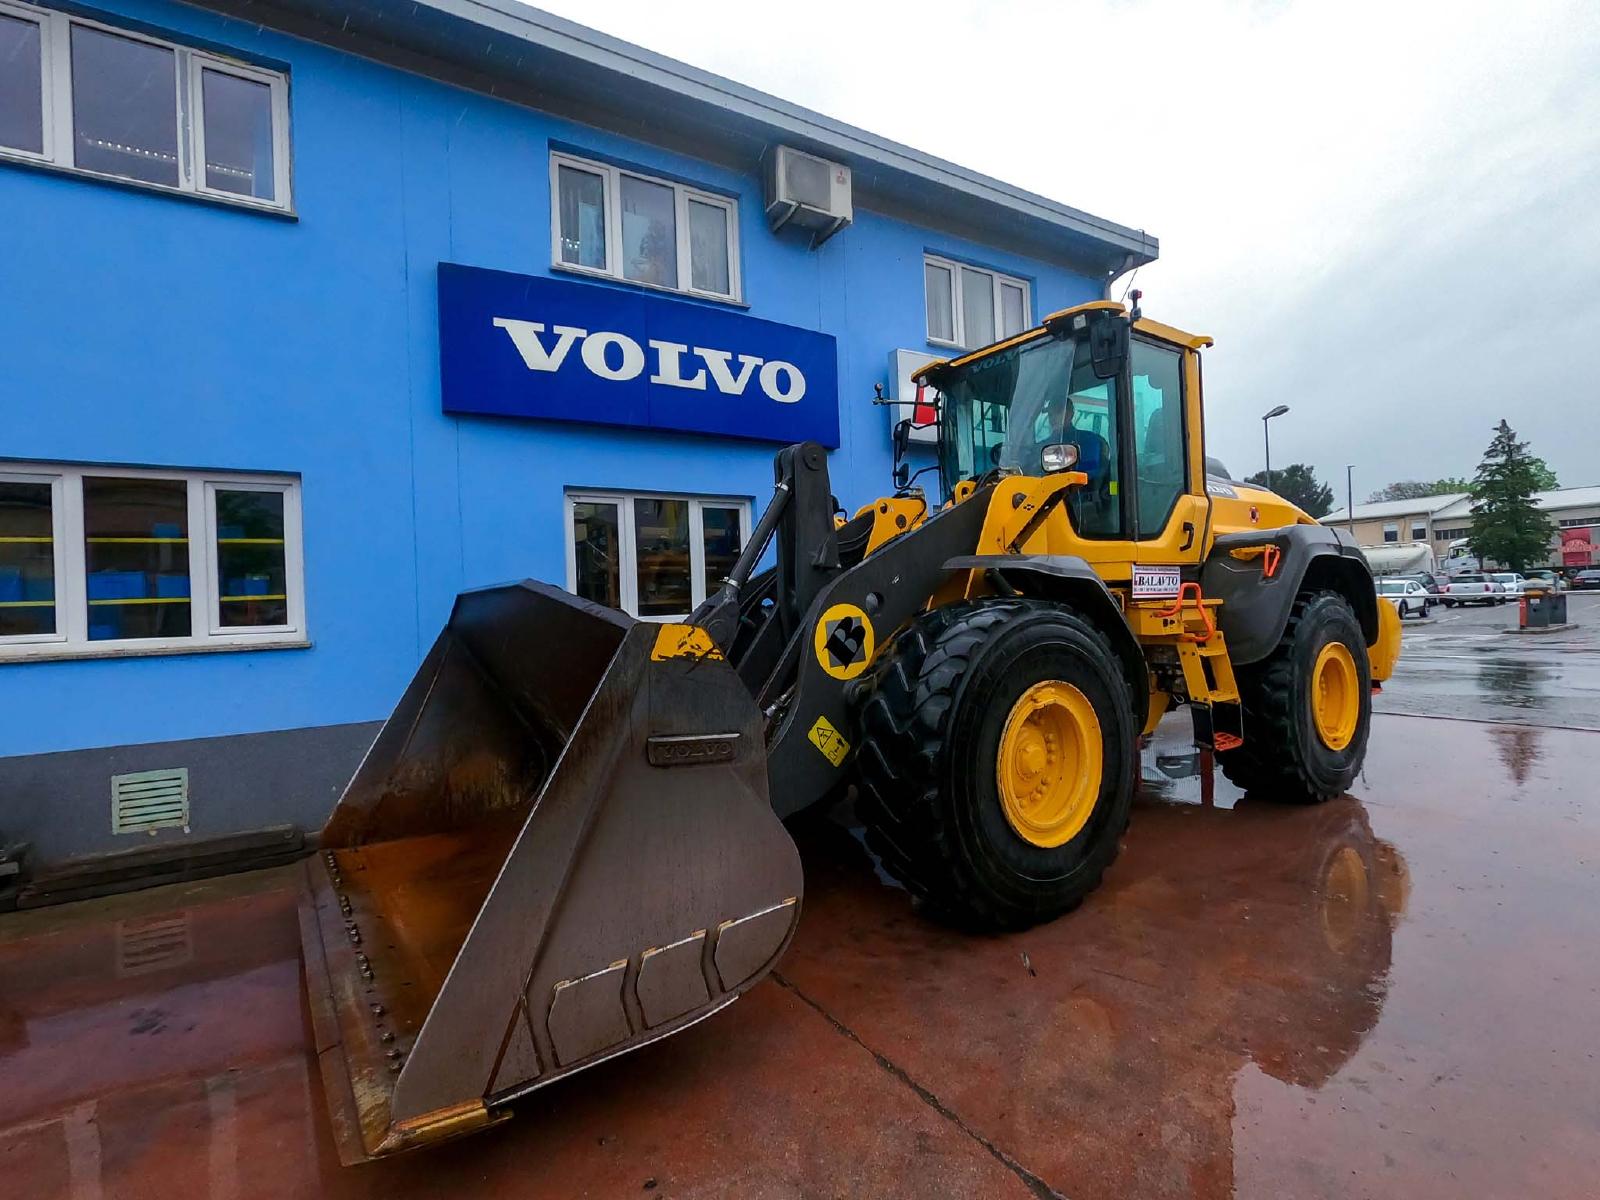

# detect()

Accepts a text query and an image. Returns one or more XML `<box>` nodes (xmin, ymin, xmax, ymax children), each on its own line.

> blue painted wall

<box><xmin>0</xmin><ymin>0</ymin><xmax>1103</xmax><ymax>765</ymax></box>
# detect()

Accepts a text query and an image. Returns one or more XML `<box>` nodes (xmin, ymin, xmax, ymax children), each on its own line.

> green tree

<box><xmin>1468</xmin><ymin>420</ymin><xmax>1552</xmax><ymax>572</ymax></box>
<box><xmin>1367</xmin><ymin>477</ymin><xmax>1472</xmax><ymax>502</ymax></box>
<box><xmin>1246</xmin><ymin>463</ymin><xmax>1334</xmax><ymax>517</ymax></box>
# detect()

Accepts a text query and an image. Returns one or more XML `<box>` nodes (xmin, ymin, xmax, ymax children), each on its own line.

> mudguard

<box><xmin>1202</xmin><ymin>526</ymin><xmax>1379</xmax><ymax>666</ymax></box>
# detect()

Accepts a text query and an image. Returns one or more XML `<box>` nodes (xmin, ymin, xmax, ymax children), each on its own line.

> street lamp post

<box><xmin>1346</xmin><ymin>465</ymin><xmax>1355</xmax><ymax>534</ymax></box>
<box><xmin>1261</xmin><ymin>405</ymin><xmax>1290</xmax><ymax>493</ymax></box>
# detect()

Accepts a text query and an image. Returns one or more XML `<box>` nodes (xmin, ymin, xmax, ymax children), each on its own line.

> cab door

<box><xmin>1126</xmin><ymin>336</ymin><xmax>1208</xmax><ymax>569</ymax></box>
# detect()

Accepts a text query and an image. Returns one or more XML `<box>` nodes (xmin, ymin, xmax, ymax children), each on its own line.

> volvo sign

<box><xmin>438</xmin><ymin>263</ymin><xmax>839</xmax><ymax>446</ymax></box>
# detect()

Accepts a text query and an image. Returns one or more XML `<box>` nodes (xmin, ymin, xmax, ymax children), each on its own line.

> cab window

<box><xmin>1131</xmin><ymin>340</ymin><xmax>1185</xmax><ymax>539</ymax></box>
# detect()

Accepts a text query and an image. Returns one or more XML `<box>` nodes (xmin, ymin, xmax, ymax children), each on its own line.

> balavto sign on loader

<box><xmin>300</xmin><ymin>299</ymin><xmax>1403</xmax><ymax>1162</ymax></box>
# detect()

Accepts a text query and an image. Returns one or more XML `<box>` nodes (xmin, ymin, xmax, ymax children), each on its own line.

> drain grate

<box><xmin>116</xmin><ymin>912</ymin><xmax>194</xmax><ymax>976</ymax></box>
<box><xmin>110</xmin><ymin>768</ymin><xmax>190</xmax><ymax>835</ymax></box>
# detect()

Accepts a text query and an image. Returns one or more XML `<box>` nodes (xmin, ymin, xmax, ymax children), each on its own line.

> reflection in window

<box><xmin>634</xmin><ymin>498</ymin><xmax>690</xmax><ymax>616</ymax></box>
<box><xmin>701</xmin><ymin>506</ymin><xmax>742</xmax><ymax>596</ymax></box>
<box><xmin>83</xmin><ymin>476</ymin><xmax>190</xmax><ymax>640</ymax></box>
<box><xmin>71</xmin><ymin>26</ymin><xmax>178</xmax><ymax>187</ymax></box>
<box><xmin>571</xmin><ymin>500</ymin><xmax>621</xmax><ymax>609</ymax></box>
<box><xmin>557</xmin><ymin>163</ymin><xmax>606</xmax><ymax>270</ymax></box>
<box><xmin>201</xmin><ymin>69</ymin><xmax>274</xmax><ymax>200</ymax></box>
<box><xmin>0</xmin><ymin>13</ymin><xmax>43</xmax><ymax>155</ymax></box>
<box><xmin>0</xmin><ymin>481</ymin><xmax>55</xmax><ymax>637</ymax></box>
<box><xmin>621</xmin><ymin>175</ymin><xmax>677</xmax><ymax>288</ymax></box>
<box><xmin>215</xmin><ymin>490</ymin><xmax>287</xmax><ymax>627</ymax></box>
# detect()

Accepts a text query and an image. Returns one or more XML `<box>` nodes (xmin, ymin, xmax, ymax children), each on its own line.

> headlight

<box><xmin>1041</xmin><ymin>442</ymin><xmax>1080</xmax><ymax>473</ymax></box>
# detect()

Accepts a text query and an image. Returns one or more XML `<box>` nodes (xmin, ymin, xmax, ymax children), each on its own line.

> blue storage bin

<box><xmin>0</xmin><ymin>568</ymin><xmax>20</xmax><ymax>603</ymax></box>
<box><xmin>218</xmin><ymin>525</ymin><xmax>244</xmax><ymax>540</ymax></box>
<box><xmin>224</xmin><ymin>575</ymin><xmax>274</xmax><ymax>597</ymax></box>
<box><xmin>22</xmin><ymin>575</ymin><xmax>54</xmax><ymax>601</ymax></box>
<box><xmin>155</xmin><ymin>574</ymin><xmax>191</xmax><ymax>598</ymax></box>
<box><xmin>89</xmin><ymin>620</ymin><xmax>120</xmax><ymax>641</ymax></box>
<box><xmin>152</xmin><ymin>523</ymin><xmax>183</xmax><ymax>539</ymax></box>
<box><xmin>87</xmin><ymin>570</ymin><xmax>148</xmax><ymax>601</ymax></box>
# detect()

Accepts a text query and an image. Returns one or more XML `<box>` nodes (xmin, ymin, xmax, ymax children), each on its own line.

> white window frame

<box><xmin>923</xmin><ymin>253</ymin><xmax>1032</xmax><ymax>350</ymax></box>
<box><xmin>0</xmin><ymin>462</ymin><xmax>306</xmax><ymax>661</ymax></box>
<box><xmin>0</xmin><ymin>0</ymin><xmax>292</xmax><ymax>212</ymax></box>
<box><xmin>549</xmin><ymin>151</ymin><xmax>742</xmax><ymax>303</ymax></box>
<box><xmin>563</xmin><ymin>489</ymin><xmax>752</xmax><ymax>622</ymax></box>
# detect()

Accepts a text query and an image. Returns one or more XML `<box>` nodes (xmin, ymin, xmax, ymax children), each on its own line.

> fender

<box><xmin>1201</xmin><ymin>526</ymin><xmax>1379</xmax><ymax>666</ymax></box>
<box><xmin>940</xmin><ymin>554</ymin><xmax>1149</xmax><ymax>720</ymax></box>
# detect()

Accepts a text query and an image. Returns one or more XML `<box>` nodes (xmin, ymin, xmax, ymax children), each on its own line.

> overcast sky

<box><xmin>529</xmin><ymin>0</ymin><xmax>1600</xmax><ymax>500</ymax></box>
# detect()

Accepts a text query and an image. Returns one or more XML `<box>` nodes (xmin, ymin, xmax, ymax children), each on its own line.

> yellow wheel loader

<box><xmin>300</xmin><ymin>298</ymin><xmax>1403</xmax><ymax>1162</ymax></box>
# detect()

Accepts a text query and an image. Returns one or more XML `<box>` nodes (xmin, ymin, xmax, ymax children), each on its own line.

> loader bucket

<box><xmin>299</xmin><ymin>581</ymin><xmax>803</xmax><ymax>1164</ymax></box>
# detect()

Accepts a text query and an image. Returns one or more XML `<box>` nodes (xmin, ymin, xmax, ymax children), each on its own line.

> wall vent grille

<box><xmin>111</xmin><ymin>768</ymin><xmax>190</xmax><ymax>835</ymax></box>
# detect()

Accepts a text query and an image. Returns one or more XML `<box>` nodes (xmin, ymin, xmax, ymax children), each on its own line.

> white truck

<box><xmin>1440</xmin><ymin>572</ymin><xmax>1507</xmax><ymax>607</ymax></box>
<box><xmin>1363</xmin><ymin>541</ymin><xmax>1435</xmax><ymax>577</ymax></box>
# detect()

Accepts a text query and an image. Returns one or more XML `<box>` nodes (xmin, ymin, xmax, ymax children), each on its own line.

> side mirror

<box><xmin>1041</xmin><ymin>442</ymin><xmax>1080</xmax><ymax>474</ymax></box>
<box><xmin>1089</xmin><ymin>312</ymin><xmax>1128</xmax><ymax>381</ymax></box>
<box><xmin>892</xmin><ymin>418</ymin><xmax>911</xmax><ymax>460</ymax></box>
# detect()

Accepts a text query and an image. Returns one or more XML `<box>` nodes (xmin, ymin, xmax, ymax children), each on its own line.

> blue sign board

<box><xmin>438</xmin><ymin>263</ymin><xmax>840</xmax><ymax>447</ymax></box>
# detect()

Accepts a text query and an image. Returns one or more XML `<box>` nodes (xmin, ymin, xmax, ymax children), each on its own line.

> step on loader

<box><xmin>300</xmin><ymin>298</ymin><xmax>1404</xmax><ymax>1162</ymax></box>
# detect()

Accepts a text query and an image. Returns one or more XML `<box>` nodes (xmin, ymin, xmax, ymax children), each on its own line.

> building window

<box><xmin>1559</xmin><ymin>517</ymin><xmax>1596</xmax><ymax>528</ymax></box>
<box><xmin>1410</xmin><ymin>521</ymin><xmax>1427</xmax><ymax>540</ymax></box>
<box><xmin>0</xmin><ymin>1</ymin><xmax>290</xmax><ymax>211</ymax></box>
<box><xmin>0</xmin><ymin>463</ymin><xmax>304</xmax><ymax>660</ymax></box>
<box><xmin>1382</xmin><ymin>523</ymin><xmax>1399</xmax><ymax>543</ymax></box>
<box><xmin>924</xmin><ymin>254</ymin><xmax>1031</xmax><ymax>349</ymax></box>
<box><xmin>550</xmin><ymin>152</ymin><xmax>740</xmax><ymax>302</ymax></box>
<box><xmin>1435</xmin><ymin>526</ymin><xmax>1470</xmax><ymax>541</ymax></box>
<box><xmin>565</xmin><ymin>490</ymin><xmax>751</xmax><ymax>620</ymax></box>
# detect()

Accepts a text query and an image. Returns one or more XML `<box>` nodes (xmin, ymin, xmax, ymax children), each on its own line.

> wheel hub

<box><xmin>1311</xmin><ymin>642</ymin><xmax>1360</xmax><ymax>751</ymax></box>
<box><xmin>996</xmin><ymin>680</ymin><xmax>1102</xmax><ymax>848</ymax></box>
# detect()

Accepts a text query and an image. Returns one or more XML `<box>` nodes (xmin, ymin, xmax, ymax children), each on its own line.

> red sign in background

<box><xmin>1561</xmin><ymin>526</ymin><xmax>1595</xmax><ymax>566</ymax></box>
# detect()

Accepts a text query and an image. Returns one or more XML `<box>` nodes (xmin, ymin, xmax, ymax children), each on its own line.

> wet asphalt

<box><xmin>0</xmin><ymin>600</ymin><xmax>1595</xmax><ymax>1197</ymax></box>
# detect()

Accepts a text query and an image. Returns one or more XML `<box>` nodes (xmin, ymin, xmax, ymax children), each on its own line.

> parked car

<box><xmin>1491</xmin><ymin>572</ymin><xmax>1527</xmax><ymax>597</ymax></box>
<box><xmin>1573</xmin><ymin>569</ymin><xmax>1600</xmax><ymax>591</ymax></box>
<box><xmin>1392</xmin><ymin>570</ymin><xmax>1444</xmax><ymax>601</ymax></box>
<box><xmin>1440</xmin><ymin>573</ymin><xmax>1507</xmax><ymax>607</ymax></box>
<box><xmin>1377</xmin><ymin>577</ymin><xmax>1431</xmax><ymax>619</ymax></box>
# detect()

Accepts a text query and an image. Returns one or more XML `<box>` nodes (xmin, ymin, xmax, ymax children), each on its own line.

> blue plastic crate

<box><xmin>22</xmin><ymin>575</ymin><xmax>54</xmax><ymax>601</ymax></box>
<box><xmin>87</xmin><ymin>571</ymin><xmax>148</xmax><ymax>601</ymax></box>
<box><xmin>89</xmin><ymin>620</ymin><xmax>120</xmax><ymax>641</ymax></box>
<box><xmin>0</xmin><ymin>568</ymin><xmax>20</xmax><ymax>603</ymax></box>
<box><xmin>152</xmin><ymin>523</ymin><xmax>183</xmax><ymax>539</ymax></box>
<box><xmin>155</xmin><ymin>574</ymin><xmax>191</xmax><ymax>598</ymax></box>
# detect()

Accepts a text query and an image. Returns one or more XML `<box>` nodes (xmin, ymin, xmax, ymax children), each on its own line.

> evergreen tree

<box><xmin>1246</xmin><ymin>463</ymin><xmax>1334</xmax><ymax>517</ymax></box>
<box><xmin>1468</xmin><ymin>421</ymin><xmax>1552</xmax><ymax>572</ymax></box>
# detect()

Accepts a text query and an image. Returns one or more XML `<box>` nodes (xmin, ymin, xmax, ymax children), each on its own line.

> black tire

<box><xmin>1216</xmin><ymin>591</ymin><xmax>1371</xmax><ymax>803</ymax></box>
<box><xmin>853</xmin><ymin>599</ymin><xmax>1135</xmax><ymax>932</ymax></box>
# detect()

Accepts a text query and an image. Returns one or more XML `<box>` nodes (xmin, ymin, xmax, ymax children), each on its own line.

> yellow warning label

<box><xmin>808</xmin><ymin>714</ymin><xmax>850</xmax><ymax>767</ymax></box>
<box><xmin>813</xmin><ymin>602</ymin><xmax>875</xmax><ymax>681</ymax></box>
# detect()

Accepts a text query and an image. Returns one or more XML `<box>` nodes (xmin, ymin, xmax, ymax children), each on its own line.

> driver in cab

<box><xmin>1041</xmin><ymin>395</ymin><xmax>1110</xmax><ymax>486</ymax></box>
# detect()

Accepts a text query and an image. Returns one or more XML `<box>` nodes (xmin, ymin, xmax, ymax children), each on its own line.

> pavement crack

<box><xmin>772</xmin><ymin>971</ymin><xmax>1068</xmax><ymax>1200</ymax></box>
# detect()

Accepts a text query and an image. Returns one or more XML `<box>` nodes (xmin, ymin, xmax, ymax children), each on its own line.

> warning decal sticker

<box><xmin>808</xmin><ymin>714</ymin><xmax>850</xmax><ymax>766</ymax></box>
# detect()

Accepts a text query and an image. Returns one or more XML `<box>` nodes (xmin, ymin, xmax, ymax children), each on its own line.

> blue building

<box><xmin>0</xmin><ymin>0</ymin><xmax>1157</xmax><ymax>872</ymax></box>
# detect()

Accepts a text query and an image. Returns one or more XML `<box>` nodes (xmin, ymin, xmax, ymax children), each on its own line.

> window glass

<box><xmin>71</xmin><ymin>26</ymin><xmax>178</xmax><ymax>187</ymax></box>
<box><xmin>701</xmin><ymin>506</ymin><xmax>742</xmax><ymax>596</ymax></box>
<box><xmin>925</xmin><ymin>262</ymin><xmax>955</xmax><ymax>343</ymax></box>
<box><xmin>687</xmin><ymin>199</ymin><xmax>731</xmax><ymax>295</ymax></box>
<box><xmin>557</xmin><ymin>164</ymin><xmax>607</xmax><ymax>270</ymax></box>
<box><xmin>1000</xmin><ymin>282</ymin><xmax>1027</xmax><ymax>339</ymax></box>
<box><xmin>620</xmin><ymin>175</ymin><xmax>677</xmax><ymax>288</ymax></box>
<box><xmin>1383</xmin><ymin>523</ymin><xmax>1399</xmax><ymax>543</ymax></box>
<box><xmin>571</xmin><ymin>500</ymin><xmax>621</xmax><ymax>609</ymax></box>
<box><xmin>0</xmin><ymin>13</ymin><xmax>43</xmax><ymax>155</ymax></box>
<box><xmin>83</xmin><ymin>477</ymin><xmax>190</xmax><ymax>640</ymax></box>
<box><xmin>633</xmin><ymin>498</ymin><xmax>690</xmax><ymax>616</ymax></box>
<box><xmin>0</xmin><ymin>481</ymin><xmax>55</xmax><ymax>637</ymax></box>
<box><xmin>1411</xmin><ymin>522</ymin><xmax>1427</xmax><ymax>540</ymax></box>
<box><xmin>200</xmin><ymin>69</ymin><xmax>274</xmax><ymax>200</ymax></box>
<box><xmin>1131</xmin><ymin>340</ymin><xmax>1185</xmax><ymax>538</ymax></box>
<box><xmin>961</xmin><ymin>267</ymin><xmax>995</xmax><ymax>347</ymax></box>
<box><xmin>215</xmin><ymin>490</ymin><xmax>287</xmax><ymax>627</ymax></box>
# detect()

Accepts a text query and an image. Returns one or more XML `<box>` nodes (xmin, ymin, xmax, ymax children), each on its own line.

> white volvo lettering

<box><xmin>647</xmin><ymin>340</ymin><xmax>708</xmax><ymax>391</ymax></box>
<box><xmin>492</xmin><ymin>319</ymin><xmax>586</xmax><ymax>372</ymax></box>
<box><xmin>581</xmin><ymin>331</ymin><xmax>646</xmax><ymax>382</ymax></box>
<box><xmin>493</xmin><ymin>317</ymin><xmax>809</xmax><ymax>405</ymax></box>
<box><xmin>758</xmin><ymin>360</ymin><xmax>805</xmax><ymax>404</ymax></box>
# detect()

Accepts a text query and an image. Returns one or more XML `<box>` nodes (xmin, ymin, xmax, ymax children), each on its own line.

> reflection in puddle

<box><xmin>1490</xmin><ymin>724</ymin><xmax>1543</xmax><ymax>785</ymax></box>
<box><xmin>1475</xmin><ymin>657</ymin><xmax>1553</xmax><ymax>710</ymax></box>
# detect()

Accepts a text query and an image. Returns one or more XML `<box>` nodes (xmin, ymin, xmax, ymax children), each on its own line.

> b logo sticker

<box><xmin>813</xmin><ymin>602</ymin><xmax>875</xmax><ymax>680</ymax></box>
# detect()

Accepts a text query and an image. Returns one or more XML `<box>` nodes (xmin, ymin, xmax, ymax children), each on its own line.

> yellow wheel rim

<box><xmin>996</xmin><ymin>680</ymin><xmax>1102</xmax><ymax>848</ymax></box>
<box><xmin>1311</xmin><ymin>642</ymin><xmax>1360</xmax><ymax>751</ymax></box>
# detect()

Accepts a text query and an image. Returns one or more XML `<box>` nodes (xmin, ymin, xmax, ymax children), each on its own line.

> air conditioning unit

<box><xmin>764</xmin><ymin>146</ymin><xmax>852</xmax><ymax>246</ymax></box>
